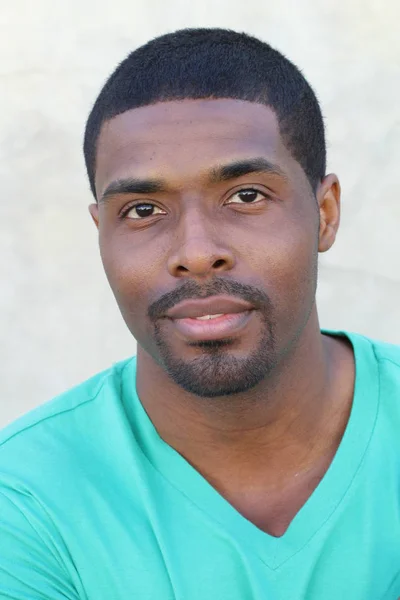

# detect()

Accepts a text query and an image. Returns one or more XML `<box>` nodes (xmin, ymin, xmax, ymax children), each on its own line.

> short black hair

<box><xmin>83</xmin><ymin>28</ymin><xmax>326</xmax><ymax>199</ymax></box>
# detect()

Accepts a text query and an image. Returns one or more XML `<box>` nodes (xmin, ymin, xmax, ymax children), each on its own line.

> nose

<box><xmin>167</xmin><ymin>209</ymin><xmax>235</xmax><ymax>279</ymax></box>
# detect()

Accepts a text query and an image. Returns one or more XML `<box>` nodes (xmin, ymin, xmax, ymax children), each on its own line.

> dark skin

<box><xmin>90</xmin><ymin>99</ymin><xmax>355</xmax><ymax>537</ymax></box>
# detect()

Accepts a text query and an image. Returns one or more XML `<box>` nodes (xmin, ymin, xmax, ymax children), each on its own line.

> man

<box><xmin>1</xmin><ymin>27</ymin><xmax>399</xmax><ymax>599</ymax></box>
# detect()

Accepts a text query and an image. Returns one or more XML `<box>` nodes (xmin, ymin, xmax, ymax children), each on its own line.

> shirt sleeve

<box><xmin>0</xmin><ymin>489</ymin><xmax>81</xmax><ymax>600</ymax></box>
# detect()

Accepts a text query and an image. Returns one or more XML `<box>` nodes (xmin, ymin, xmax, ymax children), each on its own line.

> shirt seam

<box><xmin>355</xmin><ymin>333</ymin><xmax>400</xmax><ymax>369</ymax></box>
<box><xmin>0</xmin><ymin>360</ymin><xmax>133</xmax><ymax>450</ymax></box>
<box><xmin>376</xmin><ymin>356</ymin><xmax>400</xmax><ymax>369</ymax></box>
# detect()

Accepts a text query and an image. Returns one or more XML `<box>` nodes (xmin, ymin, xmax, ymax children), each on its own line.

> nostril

<box><xmin>177</xmin><ymin>265</ymin><xmax>189</xmax><ymax>273</ymax></box>
<box><xmin>213</xmin><ymin>259</ymin><xmax>226</xmax><ymax>269</ymax></box>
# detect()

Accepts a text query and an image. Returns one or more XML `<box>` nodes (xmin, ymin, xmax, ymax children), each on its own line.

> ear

<box><xmin>88</xmin><ymin>203</ymin><xmax>99</xmax><ymax>229</ymax></box>
<box><xmin>317</xmin><ymin>174</ymin><xmax>341</xmax><ymax>253</ymax></box>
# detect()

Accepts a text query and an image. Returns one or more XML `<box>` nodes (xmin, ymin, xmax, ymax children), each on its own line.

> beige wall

<box><xmin>1</xmin><ymin>0</ymin><xmax>399</xmax><ymax>426</ymax></box>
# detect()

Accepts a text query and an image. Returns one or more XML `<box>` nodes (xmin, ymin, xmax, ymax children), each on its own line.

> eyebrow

<box><xmin>209</xmin><ymin>157</ymin><xmax>288</xmax><ymax>184</ymax></box>
<box><xmin>99</xmin><ymin>157</ymin><xmax>287</xmax><ymax>204</ymax></box>
<box><xmin>99</xmin><ymin>178</ymin><xmax>167</xmax><ymax>204</ymax></box>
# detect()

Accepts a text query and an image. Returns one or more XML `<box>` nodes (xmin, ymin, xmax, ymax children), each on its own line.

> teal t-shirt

<box><xmin>1</xmin><ymin>330</ymin><xmax>400</xmax><ymax>599</ymax></box>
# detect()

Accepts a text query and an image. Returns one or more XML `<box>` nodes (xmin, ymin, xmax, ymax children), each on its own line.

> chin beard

<box><xmin>146</xmin><ymin>278</ymin><xmax>282</xmax><ymax>397</ymax></box>
<box><xmin>153</xmin><ymin>322</ymin><xmax>277</xmax><ymax>398</ymax></box>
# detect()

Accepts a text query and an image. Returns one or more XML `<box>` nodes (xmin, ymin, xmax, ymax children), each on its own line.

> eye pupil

<box><xmin>136</xmin><ymin>204</ymin><xmax>154</xmax><ymax>217</ymax></box>
<box><xmin>238</xmin><ymin>190</ymin><xmax>258</xmax><ymax>202</ymax></box>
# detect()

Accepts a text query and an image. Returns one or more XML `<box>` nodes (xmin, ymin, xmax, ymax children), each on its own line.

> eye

<box><xmin>122</xmin><ymin>203</ymin><xmax>166</xmax><ymax>220</ymax></box>
<box><xmin>225</xmin><ymin>188</ymin><xmax>267</xmax><ymax>205</ymax></box>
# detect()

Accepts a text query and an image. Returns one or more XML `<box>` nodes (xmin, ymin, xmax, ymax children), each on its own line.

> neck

<box><xmin>135</xmin><ymin>312</ymin><xmax>354</xmax><ymax>491</ymax></box>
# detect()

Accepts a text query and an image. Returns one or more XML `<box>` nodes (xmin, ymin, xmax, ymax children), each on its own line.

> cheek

<box><xmin>250</xmin><ymin>217</ymin><xmax>319</xmax><ymax>316</ymax></box>
<box><xmin>99</xmin><ymin>230</ymin><xmax>159</xmax><ymax>322</ymax></box>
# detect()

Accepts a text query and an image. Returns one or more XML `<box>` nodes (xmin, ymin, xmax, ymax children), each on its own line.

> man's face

<box><xmin>92</xmin><ymin>99</ymin><xmax>325</xmax><ymax>397</ymax></box>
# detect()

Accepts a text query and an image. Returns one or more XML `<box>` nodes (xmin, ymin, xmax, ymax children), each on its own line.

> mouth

<box><xmin>169</xmin><ymin>311</ymin><xmax>253</xmax><ymax>341</ymax></box>
<box><xmin>164</xmin><ymin>295</ymin><xmax>255</xmax><ymax>341</ymax></box>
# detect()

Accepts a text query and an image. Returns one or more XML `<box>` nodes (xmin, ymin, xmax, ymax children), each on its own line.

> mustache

<box><xmin>148</xmin><ymin>279</ymin><xmax>272</xmax><ymax>321</ymax></box>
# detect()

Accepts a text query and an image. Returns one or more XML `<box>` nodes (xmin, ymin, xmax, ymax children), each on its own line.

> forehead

<box><xmin>95</xmin><ymin>99</ymin><xmax>296</xmax><ymax>197</ymax></box>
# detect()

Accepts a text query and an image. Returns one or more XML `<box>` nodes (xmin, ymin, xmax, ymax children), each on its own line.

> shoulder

<box><xmin>330</xmin><ymin>329</ymin><xmax>400</xmax><ymax>371</ymax></box>
<box><xmin>366</xmin><ymin>336</ymin><xmax>400</xmax><ymax>404</ymax></box>
<box><xmin>368</xmin><ymin>337</ymin><xmax>400</xmax><ymax>369</ymax></box>
<box><xmin>347</xmin><ymin>331</ymin><xmax>400</xmax><ymax>422</ymax></box>
<box><xmin>0</xmin><ymin>356</ymin><xmax>136</xmax><ymax>473</ymax></box>
<box><xmin>325</xmin><ymin>329</ymin><xmax>400</xmax><ymax>403</ymax></box>
<box><xmin>0</xmin><ymin>356</ymin><xmax>137</xmax><ymax>582</ymax></box>
<box><xmin>348</xmin><ymin>330</ymin><xmax>400</xmax><ymax>382</ymax></box>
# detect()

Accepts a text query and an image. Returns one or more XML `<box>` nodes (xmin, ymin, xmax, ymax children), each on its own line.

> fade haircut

<box><xmin>83</xmin><ymin>28</ymin><xmax>326</xmax><ymax>199</ymax></box>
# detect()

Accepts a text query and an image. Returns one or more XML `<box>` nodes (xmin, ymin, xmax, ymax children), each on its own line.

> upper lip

<box><xmin>165</xmin><ymin>295</ymin><xmax>254</xmax><ymax>319</ymax></box>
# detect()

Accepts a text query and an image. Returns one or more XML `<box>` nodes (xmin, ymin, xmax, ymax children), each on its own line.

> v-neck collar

<box><xmin>125</xmin><ymin>330</ymin><xmax>379</xmax><ymax>569</ymax></box>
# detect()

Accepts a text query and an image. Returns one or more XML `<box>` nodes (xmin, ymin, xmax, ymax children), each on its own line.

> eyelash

<box><xmin>119</xmin><ymin>203</ymin><xmax>164</xmax><ymax>220</ymax></box>
<box><xmin>118</xmin><ymin>187</ymin><xmax>269</xmax><ymax>220</ymax></box>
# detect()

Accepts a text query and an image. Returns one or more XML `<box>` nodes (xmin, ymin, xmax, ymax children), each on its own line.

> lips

<box><xmin>165</xmin><ymin>295</ymin><xmax>255</xmax><ymax>341</ymax></box>
<box><xmin>165</xmin><ymin>295</ymin><xmax>254</xmax><ymax>319</ymax></box>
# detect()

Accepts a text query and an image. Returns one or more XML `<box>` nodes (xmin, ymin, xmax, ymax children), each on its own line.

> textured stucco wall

<box><xmin>1</xmin><ymin>0</ymin><xmax>399</xmax><ymax>425</ymax></box>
